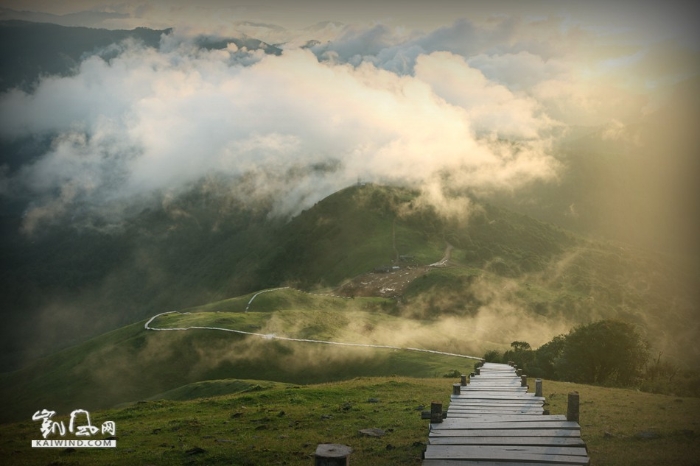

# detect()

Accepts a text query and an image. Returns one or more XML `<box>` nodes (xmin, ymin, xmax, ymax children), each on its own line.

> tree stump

<box><xmin>315</xmin><ymin>444</ymin><xmax>352</xmax><ymax>466</ymax></box>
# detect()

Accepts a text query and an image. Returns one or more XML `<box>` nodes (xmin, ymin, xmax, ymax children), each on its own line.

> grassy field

<box><xmin>2</xmin><ymin>375</ymin><xmax>699</xmax><ymax>466</ymax></box>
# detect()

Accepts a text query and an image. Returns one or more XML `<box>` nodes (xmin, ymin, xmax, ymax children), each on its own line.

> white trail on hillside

<box><xmin>144</xmin><ymin>310</ymin><xmax>484</xmax><ymax>361</ymax></box>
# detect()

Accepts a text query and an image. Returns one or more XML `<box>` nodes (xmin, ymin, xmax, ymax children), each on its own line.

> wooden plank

<box><xmin>460</xmin><ymin>390</ymin><xmax>530</xmax><ymax>394</ymax></box>
<box><xmin>448</xmin><ymin>407</ymin><xmax>544</xmax><ymax>413</ymax></box>
<box><xmin>428</xmin><ymin>436</ymin><xmax>587</xmax><ymax>447</ymax></box>
<box><xmin>462</xmin><ymin>387</ymin><xmax>528</xmax><ymax>390</ymax></box>
<box><xmin>423</xmin><ymin>461</ymin><xmax>582</xmax><ymax>466</ymax></box>
<box><xmin>440</xmin><ymin>414</ymin><xmax>567</xmax><ymax>422</ymax></box>
<box><xmin>448</xmin><ymin>410</ymin><xmax>545</xmax><ymax>416</ymax></box>
<box><xmin>466</xmin><ymin>381</ymin><xmax>522</xmax><ymax>384</ymax></box>
<box><xmin>424</xmin><ymin>446</ymin><xmax>590</xmax><ymax>464</ymax></box>
<box><xmin>451</xmin><ymin>396</ymin><xmax>539</xmax><ymax>401</ymax></box>
<box><xmin>425</xmin><ymin>445</ymin><xmax>588</xmax><ymax>457</ymax></box>
<box><xmin>447</xmin><ymin>405</ymin><xmax>544</xmax><ymax>414</ymax></box>
<box><xmin>458</xmin><ymin>386</ymin><xmax>524</xmax><ymax>389</ymax></box>
<box><xmin>449</xmin><ymin>403</ymin><xmax>543</xmax><ymax>409</ymax></box>
<box><xmin>464</xmin><ymin>383</ymin><xmax>526</xmax><ymax>386</ymax></box>
<box><xmin>449</xmin><ymin>402</ymin><xmax>544</xmax><ymax>408</ymax></box>
<box><xmin>469</xmin><ymin>373</ymin><xmax>520</xmax><ymax>381</ymax></box>
<box><xmin>452</xmin><ymin>393</ymin><xmax>540</xmax><ymax>397</ymax></box>
<box><xmin>468</xmin><ymin>378</ymin><xmax>520</xmax><ymax>381</ymax></box>
<box><xmin>430</xmin><ymin>420</ymin><xmax>581</xmax><ymax>430</ymax></box>
<box><xmin>467</xmin><ymin>380</ymin><xmax>522</xmax><ymax>384</ymax></box>
<box><xmin>451</xmin><ymin>395</ymin><xmax>544</xmax><ymax>401</ymax></box>
<box><xmin>455</xmin><ymin>394</ymin><xmax>535</xmax><ymax>398</ymax></box>
<box><xmin>449</xmin><ymin>401</ymin><xmax>543</xmax><ymax>406</ymax></box>
<box><xmin>448</xmin><ymin>402</ymin><xmax>542</xmax><ymax>410</ymax></box>
<box><xmin>429</xmin><ymin>428</ymin><xmax>582</xmax><ymax>438</ymax></box>
<box><xmin>465</xmin><ymin>384</ymin><xmax>523</xmax><ymax>388</ymax></box>
<box><xmin>451</xmin><ymin>398</ymin><xmax>544</xmax><ymax>403</ymax></box>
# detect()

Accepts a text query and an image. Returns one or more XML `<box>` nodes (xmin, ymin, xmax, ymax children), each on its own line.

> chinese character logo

<box><xmin>32</xmin><ymin>409</ymin><xmax>115</xmax><ymax>439</ymax></box>
<box><xmin>32</xmin><ymin>410</ymin><xmax>65</xmax><ymax>439</ymax></box>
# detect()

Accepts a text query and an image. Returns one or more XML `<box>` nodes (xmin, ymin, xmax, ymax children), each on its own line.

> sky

<box><xmin>0</xmin><ymin>0</ymin><xmax>698</xmax><ymax>249</ymax></box>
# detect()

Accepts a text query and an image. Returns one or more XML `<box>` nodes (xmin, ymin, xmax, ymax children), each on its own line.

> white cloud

<box><xmin>2</xmin><ymin>8</ymin><xmax>697</xmax><ymax>231</ymax></box>
<box><xmin>1</xmin><ymin>34</ymin><xmax>563</xmax><ymax>230</ymax></box>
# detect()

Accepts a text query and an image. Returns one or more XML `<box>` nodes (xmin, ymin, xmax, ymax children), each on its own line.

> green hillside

<box><xmin>2</xmin><ymin>376</ymin><xmax>699</xmax><ymax>465</ymax></box>
<box><xmin>1</xmin><ymin>183</ymin><xmax>698</xmax><ymax>423</ymax></box>
<box><xmin>0</xmin><ymin>290</ymin><xmax>480</xmax><ymax>423</ymax></box>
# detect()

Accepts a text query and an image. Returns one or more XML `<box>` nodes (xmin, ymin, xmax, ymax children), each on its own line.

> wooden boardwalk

<box><xmin>423</xmin><ymin>362</ymin><xmax>590</xmax><ymax>465</ymax></box>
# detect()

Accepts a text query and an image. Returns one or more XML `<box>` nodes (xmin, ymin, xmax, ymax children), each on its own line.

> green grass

<box><xmin>2</xmin><ymin>376</ymin><xmax>698</xmax><ymax>465</ymax></box>
<box><xmin>145</xmin><ymin>379</ymin><xmax>292</xmax><ymax>402</ymax></box>
<box><xmin>0</xmin><ymin>305</ymin><xmax>478</xmax><ymax>424</ymax></box>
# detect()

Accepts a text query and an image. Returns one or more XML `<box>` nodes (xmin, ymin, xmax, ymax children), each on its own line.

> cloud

<box><xmin>0</xmin><ymin>32</ymin><xmax>561</xmax><ymax>231</ymax></box>
<box><xmin>2</xmin><ymin>10</ymin><xmax>696</xmax><ymax>233</ymax></box>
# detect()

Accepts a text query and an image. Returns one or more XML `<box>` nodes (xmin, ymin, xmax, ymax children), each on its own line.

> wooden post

<box><xmin>516</xmin><ymin>369</ymin><xmax>523</xmax><ymax>377</ymax></box>
<box><xmin>535</xmin><ymin>379</ymin><xmax>543</xmax><ymax>397</ymax></box>
<box><xmin>521</xmin><ymin>375</ymin><xmax>527</xmax><ymax>388</ymax></box>
<box><xmin>470</xmin><ymin>372</ymin><xmax>476</xmax><ymax>378</ymax></box>
<box><xmin>315</xmin><ymin>444</ymin><xmax>352</xmax><ymax>466</ymax></box>
<box><xmin>460</xmin><ymin>374</ymin><xmax>467</xmax><ymax>386</ymax></box>
<box><xmin>567</xmin><ymin>391</ymin><xmax>580</xmax><ymax>423</ymax></box>
<box><xmin>508</xmin><ymin>361</ymin><xmax>514</xmax><ymax>367</ymax></box>
<box><xmin>453</xmin><ymin>383</ymin><xmax>461</xmax><ymax>395</ymax></box>
<box><xmin>430</xmin><ymin>402</ymin><xmax>443</xmax><ymax>424</ymax></box>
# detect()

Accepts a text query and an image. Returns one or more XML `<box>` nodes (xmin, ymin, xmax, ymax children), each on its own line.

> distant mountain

<box><xmin>1</xmin><ymin>183</ymin><xmax>697</xmax><ymax>374</ymax></box>
<box><xmin>194</xmin><ymin>34</ymin><xmax>282</xmax><ymax>55</ymax></box>
<box><xmin>0</xmin><ymin>7</ymin><xmax>129</xmax><ymax>28</ymax></box>
<box><xmin>0</xmin><ymin>20</ymin><xmax>170</xmax><ymax>92</ymax></box>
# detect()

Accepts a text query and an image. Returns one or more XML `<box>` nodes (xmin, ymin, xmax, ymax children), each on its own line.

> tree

<box><xmin>557</xmin><ymin>320</ymin><xmax>649</xmax><ymax>386</ymax></box>
<box><xmin>530</xmin><ymin>335</ymin><xmax>566</xmax><ymax>379</ymax></box>
<box><xmin>503</xmin><ymin>340</ymin><xmax>534</xmax><ymax>370</ymax></box>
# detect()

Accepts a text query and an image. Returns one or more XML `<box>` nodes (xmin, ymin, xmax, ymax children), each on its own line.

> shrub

<box><xmin>556</xmin><ymin>320</ymin><xmax>649</xmax><ymax>386</ymax></box>
<box><xmin>483</xmin><ymin>350</ymin><xmax>502</xmax><ymax>363</ymax></box>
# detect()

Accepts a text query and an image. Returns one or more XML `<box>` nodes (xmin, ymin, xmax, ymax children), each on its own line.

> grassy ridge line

<box><xmin>244</xmin><ymin>286</ymin><xmax>290</xmax><ymax>312</ymax></box>
<box><xmin>145</xmin><ymin>309</ymin><xmax>484</xmax><ymax>361</ymax></box>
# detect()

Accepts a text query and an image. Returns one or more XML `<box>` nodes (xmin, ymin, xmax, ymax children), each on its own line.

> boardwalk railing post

<box><xmin>460</xmin><ymin>374</ymin><xmax>467</xmax><ymax>386</ymax></box>
<box><xmin>430</xmin><ymin>402</ymin><xmax>443</xmax><ymax>424</ymax></box>
<box><xmin>516</xmin><ymin>368</ymin><xmax>523</xmax><ymax>377</ymax></box>
<box><xmin>567</xmin><ymin>391</ymin><xmax>580</xmax><ymax>422</ymax></box>
<box><xmin>521</xmin><ymin>374</ymin><xmax>527</xmax><ymax>388</ymax></box>
<box><xmin>535</xmin><ymin>378</ymin><xmax>543</xmax><ymax>397</ymax></box>
<box><xmin>314</xmin><ymin>444</ymin><xmax>352</xmax><ymax>466</ymax></box>
<box><xmin>475</xmin><ymin>367</ymin><xmax>481</xmax><ymax>375</ymax></box>
<box><xmin>452</xmin><ymin>383</ymin><xmax>461</xmax><ymax>395</ymax></box>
